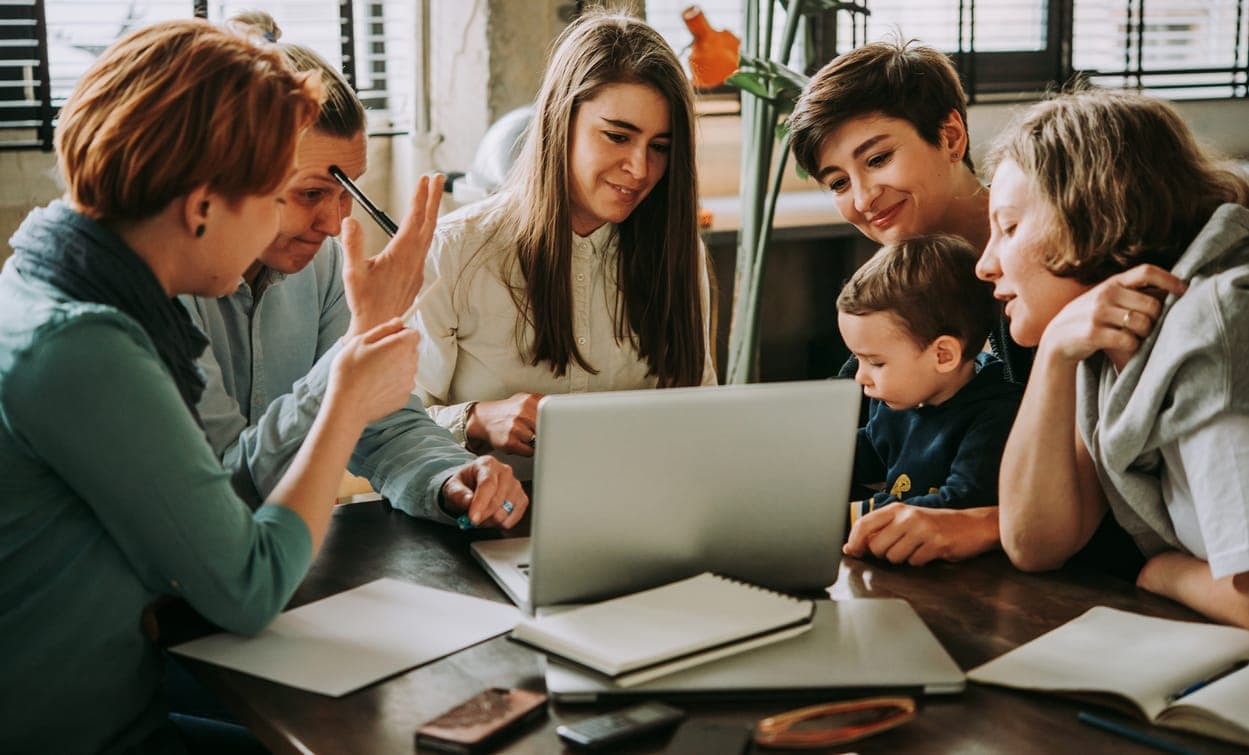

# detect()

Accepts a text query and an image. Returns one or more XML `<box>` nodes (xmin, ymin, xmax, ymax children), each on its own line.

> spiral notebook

<box><xmin>509</xmin><ymin>572</ymin><xmax>814</xmax><ymax>687</ymax></box>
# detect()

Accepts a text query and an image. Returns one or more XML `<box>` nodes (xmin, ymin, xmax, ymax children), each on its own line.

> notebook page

<box><xmin>968</xmin><ymin>606</ymin><xmax>1249</xmax><ymax>720</ymax></box>
<box><xmin>171</xmin><ymin>578</ymin><xmax>520</xmax><ymax>696</ymax></box>
<box><xmin>1161</xmin><ymin>663</ymin><xmax>1249</xmax><ymax>746</ymax></box>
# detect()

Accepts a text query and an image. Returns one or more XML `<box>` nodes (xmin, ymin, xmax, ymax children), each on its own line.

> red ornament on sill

<box><xmin>683</xmin><ymin>6</ymin><xmax>740</xmax><ymax>90</ymax></box>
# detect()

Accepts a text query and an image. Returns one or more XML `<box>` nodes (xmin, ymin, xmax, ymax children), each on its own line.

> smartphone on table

<box><xmin>415</xmin><ymin>687</ymin><xmax>547</xmax><ymax>753</ymax></box>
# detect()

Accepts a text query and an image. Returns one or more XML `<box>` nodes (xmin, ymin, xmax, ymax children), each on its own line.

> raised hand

<box><xmin>466</xmin><ymin>392</ymin><xmax>544</xmax><ymax>456</ymax></box>
<box><xmin>342</xmin><ymin>173</ymin><xmax>445</xmax><ymax>337</ymax></box>
<box><xmin>1039</xmin><ymin>264</ymin><xmax>1186</xmax><ymax>369</ymax></box>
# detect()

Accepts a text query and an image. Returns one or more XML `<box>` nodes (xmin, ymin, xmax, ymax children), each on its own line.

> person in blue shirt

<box><xmin>0</xmin><ymin>20</ymin><xmax>423</xmax><ymax>753</ymax></box>
<box><xmin>181</xmin><ymin>12</ymin><xmax>527</xmax><ymax>531</ymax></box>
<box><xmin>837</xmin><ymin>235</ymin><xmax>1023</xmax><ymax>566</ymax></box>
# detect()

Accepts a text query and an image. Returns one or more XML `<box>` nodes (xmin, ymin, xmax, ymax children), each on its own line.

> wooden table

<box><xmin>182</xmin><ymin>500</ymin><xmax>1242</xmax><ymax>754</ymax></box>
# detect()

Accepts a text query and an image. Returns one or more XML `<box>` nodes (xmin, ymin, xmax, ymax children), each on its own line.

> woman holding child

<box><xmin>413</xmin><ymin>12</ymin><xmax>716</xmax><ymax>467</ymax></box>
<box><xmin>789</xmin><ymin>42</ymin><xmax>1143</xmax><ymax>575</ymax></box>
<box><xmin>0</xmin><ymin>20</ymin><xmax>421</xmax><ymax>751</ymax></box>
<box><xmin>977</xmin><ymin>91</ymin><xmax>1249</xmax><ymax>628</ymax></box>
<box><xmin>788</xmin><ymin>41</ymin><xmax>1039</xmax><ymax>565</ymax></box>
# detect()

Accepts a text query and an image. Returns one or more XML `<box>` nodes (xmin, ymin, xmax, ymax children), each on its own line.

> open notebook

<box><xmin>510</xmin><ymin>573</ymin><xmax>814</xmax><ymax>687</ymax></box>
<box><xmin>968</xmin><ymin>606</ymin><xmax>1249</xmax><ymax>747</ymax></box>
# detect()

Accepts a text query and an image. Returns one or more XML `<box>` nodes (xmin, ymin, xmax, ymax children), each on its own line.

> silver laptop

<box><xmin>471</xmin><ymin>380</ymin><xmax>860</xmax><ymax>613</ymax></box>
<box><xmin>544</xmin><ymin>599</ymin><xmax>966</xmax><ymax>702</ymax></box>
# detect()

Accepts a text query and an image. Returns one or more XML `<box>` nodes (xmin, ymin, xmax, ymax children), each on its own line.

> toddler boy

<box><xmin>837</xmin><ymin>235</ymin><xmax>1022</xmax><ymax>524</ymax></box>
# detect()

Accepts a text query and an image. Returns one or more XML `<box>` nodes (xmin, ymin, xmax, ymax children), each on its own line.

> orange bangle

<box><xmin>753</xmin><ymin>696</ymin><xmax>916</xmax><ymax>749</ymax></box>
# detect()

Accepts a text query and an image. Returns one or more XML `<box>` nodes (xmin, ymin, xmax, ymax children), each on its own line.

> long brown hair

<box><xmin>499</xmin><ymin>11</ymin><xmax>705</xmax><ymax>387</ymax></box>
<box><xmin>988</xmin><ymin>89</ymin><xmax>1249</xmax><ymax>284</ymax></box>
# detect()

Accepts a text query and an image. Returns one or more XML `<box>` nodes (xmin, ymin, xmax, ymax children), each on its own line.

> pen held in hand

<box><xmin>329</xmin><ymin>165</ymin><xmax>399</xmax><ymax>236</ymax></box>
<box><xmin>329</xmin><ymin>164</ymin><xmax>443</xmax><ymax>326</ymax></box>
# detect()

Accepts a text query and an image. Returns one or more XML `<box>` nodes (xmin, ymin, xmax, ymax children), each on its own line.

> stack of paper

<box><xmin>171</xmin><ymin>578</ymin><xmax>520</xmax><ymax>696</ymax></box>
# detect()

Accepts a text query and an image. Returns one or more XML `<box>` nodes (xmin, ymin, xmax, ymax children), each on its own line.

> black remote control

<box><xmin>555</xmin><ymin>702</ymin><xmax>685</xmax><ymax>749</ymax></box>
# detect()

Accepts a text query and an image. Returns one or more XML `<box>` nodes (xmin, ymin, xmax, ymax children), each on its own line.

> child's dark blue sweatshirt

<box><xmin>853</xmin><ymin>353</ymin><xmax>1023</xmax><ymax>514</ymax></box>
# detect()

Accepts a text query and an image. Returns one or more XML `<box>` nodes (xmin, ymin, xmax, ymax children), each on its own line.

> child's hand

<box><xmin>843</xmin><ymin>504</ymin><xmax>1000</xmax><ymax>566</ymax></box>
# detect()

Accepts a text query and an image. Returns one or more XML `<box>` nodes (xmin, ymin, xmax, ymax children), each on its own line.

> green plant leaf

<box><xmin>728</xmin><ymin>57</ymin><xmax>808</xmax><ymax>106</ymax></box>
<box><xmin>725</xmin><ymin>72</ymin><xmax>772</xmax><ymax>100</ymax></box>
<box><xmin>760</xmin><ymin>60</ymin><xmax>810</xmax><ymax>93</ymax></box>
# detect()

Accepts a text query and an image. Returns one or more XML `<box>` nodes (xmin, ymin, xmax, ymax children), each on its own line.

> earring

<box><xmin>195</xmin><ymin>224</ymin><xmax>206</xmax><ymax>238</ymax></box>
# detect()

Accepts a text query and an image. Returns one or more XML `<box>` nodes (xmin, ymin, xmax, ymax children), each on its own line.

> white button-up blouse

<box><xmin>412</xmin><ymin>197</ymin><xmax>717</xmax><ymax>449</ymax></box>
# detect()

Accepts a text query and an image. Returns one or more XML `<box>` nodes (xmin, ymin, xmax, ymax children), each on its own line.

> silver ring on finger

<box><xmin>1121</xmin><ymin>308</ymin><xmax>1133</xmax><ymax>328</ymax></box>
<box><xmin>501</xmin><ymin>500</ymin><xmax>515</xmax><ymax>515</ymax></box>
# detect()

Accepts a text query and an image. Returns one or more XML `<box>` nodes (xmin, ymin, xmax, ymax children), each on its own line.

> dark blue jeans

<box><xmin>164</xmin><ymin>654</ymin><xmax>269</xmax><ymax>755</ymax></box>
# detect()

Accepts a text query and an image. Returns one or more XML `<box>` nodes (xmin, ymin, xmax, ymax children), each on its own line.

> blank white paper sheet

<box><xmin>171</xmin><ymin>578</ymin><xmax>520</xmax><ymax>696</ymax></box>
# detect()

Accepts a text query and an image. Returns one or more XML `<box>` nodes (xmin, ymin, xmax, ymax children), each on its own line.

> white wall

<box><xmin>385</xmin><ymin>0</ymin><xmax>567</xmax><ymax>221</ymax></box>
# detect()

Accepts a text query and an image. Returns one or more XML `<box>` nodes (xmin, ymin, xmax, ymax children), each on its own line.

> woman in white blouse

<box><xmin>414</xmin><ymin>11</ymin><xmax>716</xmax><ymax>465</ymax></box>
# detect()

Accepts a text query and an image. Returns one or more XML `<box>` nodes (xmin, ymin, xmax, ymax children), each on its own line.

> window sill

<box><xmin>699</xmin><ymin>190</ymin><xmax>859</xmax><ymax>246</ymax></box>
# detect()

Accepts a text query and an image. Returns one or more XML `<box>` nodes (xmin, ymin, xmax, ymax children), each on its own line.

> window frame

<box><xmin>665</xmin><ymin>0</ymin><xmax>1248</xmax><ymax>104</ymax></box>
<box><xmin>1</xmin><ymin>0</ymin><xmax>387</xmax><ymax>152</ymax></box>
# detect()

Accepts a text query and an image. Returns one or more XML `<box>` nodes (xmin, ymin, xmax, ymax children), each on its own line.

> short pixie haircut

<box><xmin>56</xmin><ymin>19</ymin><xmax>323</xmax><ymax>221</ymax></box>
<box><xmin>987</xmin><ymin>89</ymin><xmax>1249</xmax><ymax>285</ymax></box>
<box><xmin>837</xmin><ymin>234</ymin><xmax>994</xmax><ymax>359</ymax></box>
<box><xmin>789</xmin><ymin>39</ymin><xmax>973</xmax><ymax>180</ymax></box>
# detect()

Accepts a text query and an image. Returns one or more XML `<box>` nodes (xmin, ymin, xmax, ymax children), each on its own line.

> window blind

<box><xmin>3</xmin><ymin>0</ymin><xmax>405</xmax><ymax>152</ymax></box>
<box><xmin>1073</xmin><ymin>0</ymin><xmax>1248</xmax><ymax>98</ymax></box>
<box><xmin>647</xmin><ymin>1</ymin><xmax>1248</xmax><ymax>100</ymax></box>
<box><xmin>0</xmin><ymin>0</ymin><xmax>51</xmax><ymax>151</ymax></box>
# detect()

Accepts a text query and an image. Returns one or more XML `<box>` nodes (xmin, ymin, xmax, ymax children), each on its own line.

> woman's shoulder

<box><xmin>0</xmin><ymin>292</ymin><xmax>159</xmax><ymax>422</ymax></box>
<box><xmin>430</xmin><ymin>196</ymin><xmax>518</xmax><ymax>283</ymax></box>
<box><xmin>434</xmin><ymin>195</ymin><xmax>510</xmax><ymax>247</ymax></box>
<box><xmin>1166</xmin><ymin>205</ymin><xmax>1249</xmax><ymax>342</ymax></box>
<box><xmin>0</xmin><ymin>269</ymin><xmax>152</xmax><ymax>365</ymax></box>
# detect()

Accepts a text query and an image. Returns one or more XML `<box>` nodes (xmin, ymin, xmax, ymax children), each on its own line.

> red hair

<box><xmin>56</xmin><ymin>19</ymin><xmax>323</xmax><ymax>221</ymax></box>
